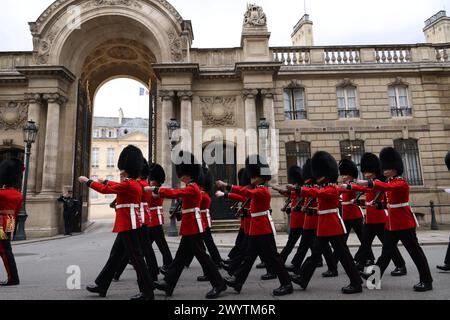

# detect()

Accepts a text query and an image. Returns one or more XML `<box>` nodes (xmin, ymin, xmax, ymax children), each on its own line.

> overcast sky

<box><xmin>0</xmin><ymin>0</ymin><xmax>448</xmax><ymax>118</ymax></box>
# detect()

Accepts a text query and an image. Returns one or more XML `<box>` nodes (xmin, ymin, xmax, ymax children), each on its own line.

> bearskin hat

<box><xmin>149</xmin><ymin>163</ymin><xmax>166</xmax><ymax>184</ymax></box>
<box><xmin>238</xmin><ymin>168</ymin><xmax>251</xmax><ymax>186</ymax></box>
<box><xmin>288</xmin><ymin>165</ymin><xmax>304</xmax><ymax>185</ymax></box>
<box><xmin>339</xmin><ymin>158</ymin><xmax>359</xmax><ymax>179</ymax></box>
<box><xmin>446</xmin><ymin>151</ymin><xmax>450</xmax><ymax>172</ymax></box>
<box><xmin>380</xmin><ymin>147</ymin><xmax>404</xmax><ymax>176</ymax></box>
<box><xmin>175</xmin><ymin>151</ymin><xmax>201</xmax><ymax>181</ymax></box>
<box><xmin>118</xmin><ymin>145</ymin><xmax>144</xmax><ymax>179</ymax></box>
<box><xmin>0</xmin><ymin>158</ymin><xmax>23</xmax><ymax>189</ymax></box>
<box><xmin>302</xmin><ymin>159</ymin><xmax>314</xmax><ymax>184</ymax></box>
<box><xmin>245</xmin><ymin>154</ymin><xmax>271</xmax><ymax>182</ymax></box>
<box><xmin>360</xmin><ymin>152</ymin><xmax>381</xmax><ymax>176</ymax></box>
<box><xmin>141</xmin><ymin>158</ymin><xmax>150</xmax><ymax>179</ymax></box>
<box><xmin>311</xmin><ymin>151</ymin><xmax>339</xmax><ymax>183</ymax></box>
<box><xmin>198</xmin><ymin>166</ymin><xmax>213</xmax><ymax>192</ymax></box>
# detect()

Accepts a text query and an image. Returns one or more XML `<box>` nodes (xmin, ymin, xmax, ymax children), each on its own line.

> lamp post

<box><xmin>14</xmin><ymin>120</ymin><xmax>38</xmax><ymax>241</ymax></box>
<box><xmin>167</xmin><ymin>118</ymin><xmax>180</xmax><ymax>237</ymax></box>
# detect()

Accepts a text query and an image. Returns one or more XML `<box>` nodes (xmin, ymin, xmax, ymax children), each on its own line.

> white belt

<box><xmin>150</xmin><ymin>206</ymin><xmax>164</xmax><ymax>225</ymax></box>
<box><xmin>250</xmin><ymin>210</ymin><xmax>276</xmax><ymax>236</ymax></box>
<box><xmin>201</xmin><ymin>209</ymin><xmax>212</xmax><ymax>228</ymax></box>
<box><xmin>317</xmin><ymin>208</ymin><xmax>339</xmax><ymax>215</ymax></box>
<box><xmin>115</xmin><ymin>203</ymin><xmax>139</xmax><ymax>229</ymax></box>
<box><xmin>140</xmin><ymin>202</ymin><xmax>148</xmax><ymax>223</ymax></box>
<box><xmin>182</xmin><ymin>207</ymin><xmax>204</xmax><ymax>233</ymax></box>
<box><xmin>388</xmin><ymin>202</ymin><xmax>410</xmax><ymax>209</ymax></box>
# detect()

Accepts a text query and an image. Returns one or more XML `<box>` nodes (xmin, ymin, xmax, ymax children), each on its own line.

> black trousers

<box><xmin>376</xmin><ymin>228</ymin><xmax>433</xmax><ymax>283</ymax></box>
<box><xmin>228</xmin><ymin>228</ymin><xmax>245</xmax><ymax>260</ymax></box>
<box><xmin>185</xmin><ymin>228</ymin><xmax>223</xmax><ymax>271</ymax></box>
<box><xmin>234</xmin><ymin>234</ymin><xmax>291</xmax><ymax>287</ymax></box>
<box><xmin>148</xmin><ymin>225</ymin><xmax>173</xmax><ymax>267</ymax></box>
<box><xmin>114</xmin><ymin>227</ymin><xmax>159</xmax><ymax>281</ymax></box>
<box><xmin>95</xmin><ymin>230</ymin><xmax>154</xmax><ymax>297</ymax></box>
<box><xmin>280</xmin><ymin>228</ymin><xmax>303</xmax><ymax>264</ymax></box>
<box><xmin>63</xmin><ymin>211</ymin><xmax>73</xmax><ymax>235</ymax></box>
<box><xmin>445</xmin><ymin>237</ymin><xmax>450</xmax><ymax>265</ymax></box>
<box><xmin>358</xmin><ymin>223</ymin><xmax>405</xmax><ymax>268</ymax></box>
<box><xmin>165</xmin><ymin>234</ymin><xmax>224</xmax><ymax>292</ymax></box>
<box><xmin>0</xmin><ymin>235</ymin><xmax>19</xmax><ymax>282</ymax></box>
<box><xmin>338</xmin><ymin>218</ymin><xmax>375</xmax><ymax>264</ymax></box>
<box><xmin>299</xmin><ymin>235</ymin><xmax>362</xmax><ymax>287</ymax></box>
<box><xmin>291</xmin><ymin>229</ymin><xmax>337</xmax><ymax>274</ymax></box>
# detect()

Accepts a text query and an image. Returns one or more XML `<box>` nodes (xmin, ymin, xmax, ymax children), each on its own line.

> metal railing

<box><xmin>411</xmin><ymin>201</ymin><xmax>450</xmax><ymax>230</ymax></box>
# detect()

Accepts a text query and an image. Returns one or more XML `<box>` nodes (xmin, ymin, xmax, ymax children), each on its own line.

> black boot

<box><xmin>390</xmin><ymin>266</ymin><xmax>407</xmax><ymax>277</ymax></box>
<box><xmin>273</xmin><ymin>284</ymin><xmax>293</xmax><ymax>296</ymax></box>
<box><xmin>437</xmin><ymin>264</ymin><xmax>450</xmax><ymax>271</ymax></box>
<box><xmin>0</xmin><ymin>279</ymin><xmax>19</xmax><ymax>286</ymax></box>
<box><xmin>413</xmin><ymin>282</ymin><xmax>433</xmax><ymax>292</ymax></box>
<box><xmin>224</xmin><ymin>276</ymin><xmax>242</xmax><ymax>293</ymax></box>
<box><xmin>341</xmin><ymin>284</ymin><xmax>363</xmax><ymax>294</ymax></box>
<box><xmin>285</xmin><ymin>264</ymin><xmax>296</xmax><ymax>272</ymax></box>
<box><xmin>205</xmin><ymin>284</ymin><xmax>227</xmax><ymax>299</ymax></box>
<box><xmin>256</xmin><ymin>262</ymin><xmax>266</xmax><ymax>269</ymax></box>
<box><xmin>197</xmin><ymin>275</ymin><xmax>209</xmax><ymax>282</ymax></box>
<box><xmin>130</xmin><ymin>292</ymin><xmax>155</xmax><ymax>300</ymax></box>
<box><xmin>86</xmin><ymin>284</ymin><xmax>107</xmax><ymax>297</ymax></box>
<box><xmin>322</xmin><ymin>269</ymin><xmax>338</xmax><ymax>278</ymax></box>
<box><xmin>261</xmin><ymin>273</ymin><xmax>277</xmax><ymax>281</ymax></box>
<box><xmin>290</xmin><ymin>274</ymin><xmax>307</xmax><ymax>290</ymax></box>
<box><xmin>153</xmin><ymin>280</ymin><xmax>173</xmax><ymax>297</ymax></box>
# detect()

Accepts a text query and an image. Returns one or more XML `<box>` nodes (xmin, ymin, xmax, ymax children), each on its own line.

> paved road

<box><xmin>1</xmin><ymin>221</ymin><xmax>449</xmax><ymax>300</ymax></box>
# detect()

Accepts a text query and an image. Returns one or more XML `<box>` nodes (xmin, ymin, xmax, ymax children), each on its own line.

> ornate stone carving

<box><xmin>43</xmin><ymin>93</ymin><xmax>68</xmax><ymax>105</ymax></box>
<box><xmin>159</xmin><ymin>90</ymin><xmax>175</xmax><ymax>101</ymax></box>
<box><xmin>242</xmin><ymin>89</ymin><xmax>258</xmax><ymax>100</ymax></box>
<box><xmin>24</xmin><ymin>93</ymin><xmax>43</xmax><ymax>104</ymax></box>
<box><xmin>261</xmin><ymin>89</ymin><xmax>275</xmax><ymax>99</ymax></box>
<box><xmin>0</xmin><ymin>101</ymin><xmax>29</xmax><ymax>130</ymax></box>
<box><xmin>389</xmin><ymin>76</ymin><xmax>409</xmax><ymax>86</ymax></box>
<box><xmin>201</xmin><ymin>97</ymin><xmax>236</xmax><ymax>126</ymax></box>
<box><xmin>337</xmin><ymin>78</ymin><xmax>357</xmax><ymax>88</ymax></box>
<box><xmin>168</xmin><ymin>31</ymin><xmax>184</xmax><ymax>62</ymax></box>
<box><xmin>243</xmin><ymin>4</ymin><xmax>267</xmax><ymax>27</ymax></box>
<box><xmin>177</xmin><ymin>91</ymin><xmax>193</xmax><ymax>101</ymax></box>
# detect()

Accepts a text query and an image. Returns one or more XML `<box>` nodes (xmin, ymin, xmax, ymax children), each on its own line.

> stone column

<box><xmin>25</xmin><ymin>93</ymin><xmax>42</xmax><ymax>193</ymax></box>
<box><xmin>243</xmin><ymin>89</ymin><xmax>258</xmax><ymax>157</ymax></box>
<box><xmin>160</xmin><ymin>90</ymin><xmax>175</xmax><ymax>187</ymax></box>
<box><xmin>262</xmin><ymin>89</ymin><xmax>278</xmax><ymax>184</ymax></box>
<box><xmin>178</xmin><ymin>90</ymin><xmax>193</xmax><ymax>152</ymax></box>
<box><xmin>41</xmin><ymin>93</ymin><xmax>67</xmax><ymax>193</ymax></box>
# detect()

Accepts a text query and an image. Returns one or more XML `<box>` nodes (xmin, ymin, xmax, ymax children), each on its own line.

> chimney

<box><xmin>423</xmin><ymin>10</ymin><xmax>450</xmax><ymax>43</ymax></box>
<box><xmin>291</xmin><ymin>14</ymin><xmax>314</xmax><ymax>46</ymax></box>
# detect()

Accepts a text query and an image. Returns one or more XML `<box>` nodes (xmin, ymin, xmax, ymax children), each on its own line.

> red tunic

<box><xmin>231</xmin><ymin>185</ymin><xmax>274</xmax><ymax>236</ymax></box>
<box><xmin>158</xmin><ymin>182</ymin><xmax>203</xmax><ymax>236</ymax></box>
<box><xmin>303</xmin><ymin>197</ymin><xmax>319</xmax><ymax>231</ymax></box>
<box><xmin>200</xmin><ymin>192</ymin><xmax>212</xmax><ymax>230</ymax></box>
<box><xmin>0</xmin><ymin>188</ymin><xmax>23</xmax><ymax>235</ymax></box>
<box><xmin>350</xmin><ymin>184</ymin><xmax>387</xmax><ymax>225</ymax></box>
<box><xmin>298</xmin><ymin>185</ymin><xmax>346</xmax><ymax>237</ymax></box>
<box><xmin>227</xmin><ymin>193</ymin><xmax>247</xmax><ymax>230</ymax></box>
<box><xmin>371</xmin><ymin>178</ymin><xmax>418</xmax><ymax>231</ymax></box>
<box><xmin>139</xmin><ymin>180</ymin><xmax>151</xmax><ymax>226</ymax></box>
<box><xmin>90</xmin><ymin>179</ymin><xmax>143</xmax><ymax>233</ymax></box>
<box><xmin>288</xmin><ymin>191</ymin><xmax>305</xmax><ymax>229</ymax></box>
<box><xmin>338</xmin><ymin>187</ymin><xmax>364</xmax><ymax>221</ymax></box>
<box><xmin>148</xmin><ymin>181</ymin><xmax>165</xmax><ymax>227</ymax></box>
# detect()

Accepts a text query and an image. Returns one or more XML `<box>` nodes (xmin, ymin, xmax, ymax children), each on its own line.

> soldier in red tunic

<box><xmin>358</xmin><ymin>147</ymin><xmax>433</xmax><ymax>292</ymax></box>
<box><xmin>150</xmin><ymin>151</ymin><xmax>226</xmax><ymax>299</ymax></box>
<box><xmin>219</xmin><ymin>155</ymin><xmax>293</xmax><ymax>296</ymax></box>
<box><xmin>337</xmin><ymin>158</ymin><xmax>375</xmax><ymax>267</ymax></box>
<box><xmin>437</xmin><ymin>151</ymin><xmax>450</xmax><ymax>272</ymax></box>
<box><xmin>80</xmin><ymin>145</ymin><xmax>155</xmax><ymax>300</ymax></box>
<box><xmin>0</xmin><ymin>159</ymin><xmax>23</xmax><ymax>286</ymax></box>
<box><xmin>146</xmin><ymin>163</ymin><xmax>173</xmax><ymax>274</ymax></box>
<box><xmin>276</xmin><ymin>160</ymin><xmax>338</xmax><ymax>277</ymax></box>
<box><xmin>290</xmin><ymin>151</ymin><xmax>363</xmax><ymax>294</ymax></box>
<box><xmin>344</xmin><ymin>152</ymin><xmax>407</xmax><ymax>276</ymax></box>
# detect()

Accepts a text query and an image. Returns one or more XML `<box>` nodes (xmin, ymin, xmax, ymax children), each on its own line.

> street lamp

<box><xmin>14</xmin><ymin>120</ymin><xmax>38</xmax><ymax>241</ymax></box>
<box><xmin>167</xmin><ymin>118</ymin><xmax>180</xmax><ymax>237</ymax></box>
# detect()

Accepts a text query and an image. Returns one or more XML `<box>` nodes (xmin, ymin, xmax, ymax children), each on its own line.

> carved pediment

<box><xmin>243</xmin><ymin>4</ymin><xmax>267</xmax><ymax>27</ymax></box>
<box><xmin>201</xmin><ymin>97</ymin><xmax>236</xmax><ymax>126</ymax></box>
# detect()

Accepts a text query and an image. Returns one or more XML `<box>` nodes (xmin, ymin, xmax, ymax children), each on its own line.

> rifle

<box><xmin>302</xmin><ymin>198</ymin><xmax>316</xmax><ymax>216</ymax></box>
<box><xmin>230</xmin><ymin>201</ymin><xmax>240</xmax><ymax>217</ymax></box>
<box><xmin>170</xmin><ymin>199</ymin><xmax>183</xmax><ymax>221</ymax></box>
<box><xmin>237</xmin><ymin>198</ymin><xmax>251</xmax><ymax>218</ymax></box>
<box><xmin>293</xmin><ymin>196</ymin><xmax>305</xmax><ymax>212</ymax></box>
<box><xmin>281</xmin><ymin>197</ymin><xmax>291</xmax><ymax>214</ymax></box>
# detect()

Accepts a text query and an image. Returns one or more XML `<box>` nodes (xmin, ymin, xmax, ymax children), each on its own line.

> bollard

<box><xmin>430</xmin><ymin>201</ymin><xmax>439</xmax><ymax>230</ymax></box>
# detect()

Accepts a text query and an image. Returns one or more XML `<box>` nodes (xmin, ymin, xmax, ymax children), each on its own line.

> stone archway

<box><xmin>21</xmin><ymin>0</ymin><xmax>193</xmax><ymax>235</ymax></box>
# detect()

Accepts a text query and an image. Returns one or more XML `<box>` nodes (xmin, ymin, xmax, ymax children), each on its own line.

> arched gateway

<box><xmin>0</xmin><ymin>0</ymin><xmax>282</xmax><ymax>237</ymax></box>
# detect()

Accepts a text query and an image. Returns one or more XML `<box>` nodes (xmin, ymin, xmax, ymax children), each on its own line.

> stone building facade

<box><xmin>0</xmin><ymin>1</ymin><xmax>449</xmax><ymax>237</ymax></box>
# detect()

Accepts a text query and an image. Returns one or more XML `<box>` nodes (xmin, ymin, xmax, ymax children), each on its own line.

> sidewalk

<box><xmin>166</xmin><ymin>228</ymin><xmax>450</xmax><ymax>249</ymax></box>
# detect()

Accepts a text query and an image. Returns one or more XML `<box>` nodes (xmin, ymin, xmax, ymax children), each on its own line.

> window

<box><xmin>107</xmin><ymin>148</ymin><xmax>115</xmax><ymax>168</ymax></box>
<box><xmin>394</xmin><ymin>139</ymin><xmax>423</xmax><ymax>186</ymax></box>
<box><xmin>389</xmin><ymin>85</ymin><xmax>412</xmax><ymax>117</ymax></box>
<box><xmin>340</xmin><ymin>140</ymin><xmax>365</xmax><ymax>179</ymax></box>
<box><xmin>284</xmin><ymin>88</ymin><xmax>307</xmax><ymax>120</ymax></box>
<box><xmin>285</xmin><ymin>141</ymin><xmax>311</xmax><ymax>170</ymax></box>
<box><xmin>106</xmin><ymin>175</ymin><xmax>115</xmax><ymax>199</ymax></box>
<box><xmin>337</xmin><ymin>86</ymin><xmax>360</xmax><ymax>118</ymax></box>
<box><xmin>90</xmin><ymin>176</ymin><xmax>98</xmax><ymax>199</ymax></box>
<box><xmin>92</xmin><ymin>148</ymin><xmax>99</xmax><ymax>168</ymax></box>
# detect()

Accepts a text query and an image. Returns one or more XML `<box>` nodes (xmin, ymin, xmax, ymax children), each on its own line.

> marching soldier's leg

<box><xmin>0</xmin><ymin>237</ymin><xmax>19</xmax><ymax>284</ymax></box>
<box><xmin>370</xmin><ymin>230</ymin><xmax>400</xmax><ymax>278</ymax></box>
<box><xmin>355</xmin><ymin>223</ymin><xmax>377</xmax><ymax>268</ymax></box>
<box><xmin>292</xmin><ymin>236</ymin><xmax>327</xmax><ymax>288</ymax></box>
<box><xmin>321</xmin><ymin>239</ymin><xmax>338</xmax><ymax>276</ymax></box>
<box><xmin>228</xmin><ymin>236</ymin><xmax>259</xmax><ymax>292</ymax></box>
<box><xmin>139</xmin><ymin>227</ymin><xmax>159</xmax><ymax>281</ymax></box>
<box><xmin>113</xmin><ymin>253</ymin><xmax>130</xmax><ymax>281</ymax></box>
<box><xmin>163</xmin><ymin>236</ymin><xmax>193</xmax><ymax>294</ymax></box>
<box><xmin>445</xmin><ymin>239</ymin><xmax>450</xmax><ymax>265</ymax></box>
<box><xmin>398</xmin><ymin>229</ymin><xmax>433</xmax><ymax>290</ymax></box>
<box><xmin>203</xmin><ymin>228</ymin><xmax>223</xmax><ymax>266</ymax></box>
<box><xmin>291</xmin><ymin>229</ymin><xmax>315</xmax><ymax>272</ymax></box>
<box><xmin>354</xmin><ymin>218</ymin><xmax>375</xmax><ymax>264</ymax></box>
<box><xmin>280</xmin><ymin>228</ymin><xmax>302</xmax><ymax>264</ymax></box>
<box><xmin>152</xmin><ymin>225</ymin><xmax>173</xmax><ymax>267</ymax></box>
<box><xmin>226</xmin><ymin>235</ymin><xmax>249</xmax><ymax>275</ymax></box>
<box><xmin>376</xmin><ymin>226</ymin><xmax>406</xmax><ymax>273</ymax></box>
<box><xmin>228</xmin><ymin>228</ymin><xmax>245</xmax><ymax>260</ymax></box>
